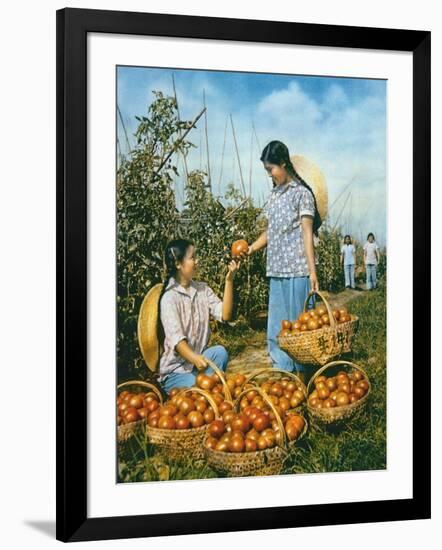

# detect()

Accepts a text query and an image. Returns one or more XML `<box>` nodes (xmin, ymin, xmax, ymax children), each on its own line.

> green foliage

<box><xmin>316</xmin><ymin>225</ymin><xmax>344</xmax><ymax>291</ymax></box>
<box><xmin>117</xmin><ymin>92</ymin><xmax>192</xmax><ymax>380</ymax></box>
<box><xmin>117</xmin><ymin>90</ymin><xmax>268</xmax><ymax>380</ymax></box>
<box><xmin>376</xmin><ymin>247</ymin><xmax>387</xmax><ymax>290</ymax></box>
<box><xmin>181</xmin><ymin>179</ymin><xmax>268</xmax><ymax>321</ymax></box>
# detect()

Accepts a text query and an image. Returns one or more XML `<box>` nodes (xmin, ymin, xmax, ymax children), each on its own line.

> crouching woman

<box><xmin>157</xmin><ymin>238</ymin><xmax>240</xmax><ymax>394</ymax></box>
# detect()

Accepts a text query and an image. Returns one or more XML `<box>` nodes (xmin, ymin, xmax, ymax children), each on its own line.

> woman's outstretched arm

<box><xmin>249</xmin><ymin>230</ymin><xmax>268</xmax><ymax>254</ymax></box>
<box><xmin>222</xmin><ymin>259</ymin><xmax>240</xmax><ymax>321</ymax></box>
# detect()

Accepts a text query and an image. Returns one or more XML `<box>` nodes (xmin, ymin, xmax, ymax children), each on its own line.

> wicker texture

<box><xmin>146</xmin><ymin>387</ymin><xmax>222</xmax><ymax>461</ymax></box>
<box><xmin>306</xmin><ymin>360</ymin><xmax>371</xmax><ymax>426</ymax></box>
<box><xmin>244</xmin><ymin>367</ymin><xmax>307</xmax><ymax>413</ymax></box>
<box><xmin>205</xmin><ymin>386</ymin><xmax>307</xmax><ymax>477</ymax></box>
<box><xmin>290</xmin><ymin>154</ymin><xmax>328</xmax><ymax>222</ymax></box>
<box><xmin>117</xmin><ymin>380</ymin><xmax>163</xmax><ymax>442</ymax></box>
<box><xmin>245</xmin><ymin>368</ymin><xmax>307</xmax><ymax>396</ymax></box>
<box><xmin>204</xmin><ymin>359</ymin><xmax>233</xmax><ymax>402</ymax></box>
<box><xmin>278</xmin><ymin>291</ymin><xmax>359</xmax><ymax>366</ymax></box>
<box><xmin>137</xmin><ymin>283</ymin><xmax>164</xmax><ymax>372</ymax></box>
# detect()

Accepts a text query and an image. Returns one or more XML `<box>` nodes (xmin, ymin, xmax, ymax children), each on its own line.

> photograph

<box><xmin>115</xmin><ymin>66</ymin><xmax>387</xmax><ymax>482</ymax></box>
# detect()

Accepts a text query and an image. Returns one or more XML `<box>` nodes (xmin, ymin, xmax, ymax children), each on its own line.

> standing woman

<box><xmin>340</xmin><ymin>235</ymin><xmax>356</xmax><ymax>289</ymax></box>
<box><xmin>241</xmin><ymin>140</ymin><xmax>322</xmax><ymax>378</ymax></box>
<box><xmin>363</xmin><ymin>232</ymin><xmax>380</xmax><ymax>290</ymax></box>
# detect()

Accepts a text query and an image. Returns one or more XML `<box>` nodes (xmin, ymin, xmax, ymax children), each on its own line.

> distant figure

<box><xmin>363</xmin><ymin>233</ymin><xmax>380</xmax><ymax>290</ymax></box>
<box><xmin>340</xmin><ymin>235</ymin><xmax>356</xmax><ymax>289</ymax></box>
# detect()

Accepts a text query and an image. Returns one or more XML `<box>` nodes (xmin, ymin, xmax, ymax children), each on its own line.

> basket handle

<box><xmin>234</xmin><ymin>386</ymin><xmax>287</xmax><ymax>448</ymax></box>
<box><xmin>244</xmin><ymin>368</ymin><xmax>307</xmax><ymax>398</ymax></box>
<box><xmin>302</xmin><ymin>290</ymin><xmax>337</xmax><ymax>329</ymax></box>
<box><xmin>306</xmin><ymin>360</ymin><xmax>370</xmax><ymax>396</ymax></box>
<box><xmin>176</xmin><ymin>387</ymin><xmax>221</xmax><ymax>419</ymax></box>
<box><xmin>202</xmin><ymin>358</ymin><xmax>233</xmax><ymax>403</ymax></box>
<box><xmin>117</xmin><ymin>380</ymin><xmax>163</xmax><ymax>404</ymax></box>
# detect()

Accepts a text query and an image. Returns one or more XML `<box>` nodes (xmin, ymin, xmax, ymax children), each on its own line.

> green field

<box><xmin>117</xmin><ymin>286</ymin><xmax>386</xmax><ymax>482</ymax></box>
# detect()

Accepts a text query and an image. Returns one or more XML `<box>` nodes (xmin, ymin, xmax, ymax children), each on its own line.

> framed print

<box><xmin>56</xmin><ymin>7</ymin><xmax>431</xmax><ymax>542</ymax></box>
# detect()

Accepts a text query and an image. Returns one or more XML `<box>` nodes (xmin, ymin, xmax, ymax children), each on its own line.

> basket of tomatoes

<box><xmin>243</xmin><ymin>368</ymin><xmax>307</xmax><ymax>413</ymax></box>
<box><xmin>117</xmin><ymin>381</ymin><xmax>163</xmax><ymax>442</ymax></box>
<box><xmin>145</xmin><ymin>375</ymin><xmax>233</xmax><ymax>461</ymax></box>
<box><xmin>195</xmin><ymin>359</ymin><xmax>234</xmax><ymax>403</ymax></box>
<box><xmin>306</xmin><ymin>360</ymin><xmax>371</xmax><ymax>425</ymax></box>
<box><xmin>204</xmin><ymin>385</ymin><xmax>307</xmax><ymax>477</ymax></box>
<box><xmin>278</xmin><ymin>291</ymin><xmax>359</xmax><ymax>366</ymax></box>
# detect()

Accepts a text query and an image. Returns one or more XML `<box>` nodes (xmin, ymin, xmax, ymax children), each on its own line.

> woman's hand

<box><xmin>236</xmin><ymin>231</ymin><xmax>267</xmax><ymax>260</ymax></box>
<box><xmin>226</xmin><ymin>259</ymin><xmax>241</xmax><ymax>281</ymax></box>
<box><xmin>309</xmin><ymin>272</ymin><xmax>319</xmax><ymax>293</ymax></box>
<box><xmin>193</xmin><ymin>355</ymin><xmax>209</xmax><ymax>371</ymax></box>
<box><xmin>236</xmin><ymin>244</ymin><xmax>253</xmax><ymax>261</ymax></box>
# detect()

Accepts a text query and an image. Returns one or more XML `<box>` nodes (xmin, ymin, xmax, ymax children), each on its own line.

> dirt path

<box><xmin>226</xmin><ymin>287</ymin><xmax>365</xmax><ymax>376</ymax></box>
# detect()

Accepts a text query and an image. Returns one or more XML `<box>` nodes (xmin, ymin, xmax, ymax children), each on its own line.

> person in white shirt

<box><xmin>363</xmin><ymin>233</ymin><xmax>380</xmax><ymax>290</ymax></box>
<box><xmin>340</xmin><ymin>235</ymin><xmax>356</xmax><ymax>289</ymax></box>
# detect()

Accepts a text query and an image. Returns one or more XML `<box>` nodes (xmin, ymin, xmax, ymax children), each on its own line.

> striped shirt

<box><xmin>158</xmin><ymin>277</ymin><xmax>223</xmax><ymax>381</ymax></box>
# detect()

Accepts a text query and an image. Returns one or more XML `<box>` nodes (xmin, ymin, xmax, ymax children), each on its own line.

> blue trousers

<box><xmin>344</xmin><ymin>264</ymin><xmax>355</xmax><ymax>288</ymax></box>
<box><xmin>161</xmin><ymin>345</ymin><xmax>229</xmax><ymax>394</ymax></box>
<box><xmin>366</xmin><ymin>264</ymin><xmax>377</xmax><ymax>289</ymax></box>
<box><xmin>267</xmin><ymin>276</ymin><xmax>311</xmax><ymax>373</ymax></box>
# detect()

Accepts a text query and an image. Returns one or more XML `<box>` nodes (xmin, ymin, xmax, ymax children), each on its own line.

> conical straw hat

<box><xmin>137</xmin><ymin>283</ymin><xmax>164</xmax><ymax>372</ymax></box>
<box><xmin>290</xmin><ymin>154</ymin><xmax>328</xmax><ymax>222</ymax></box>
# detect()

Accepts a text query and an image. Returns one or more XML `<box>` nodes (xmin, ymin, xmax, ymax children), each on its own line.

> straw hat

<box><xmin>137</xmin><ymin>283</ymin><xmax>164</xmax><ymax>372</ymax></box>
<box><xmin>290</xmin><ymin>154</ymin><xmax>328</xmax><ymax>222</ymax></box>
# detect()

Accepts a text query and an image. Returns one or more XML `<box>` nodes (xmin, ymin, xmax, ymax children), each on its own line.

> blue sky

<box><xmin>117</xmin><ymin>66</ymin><xmax>387</xmax><ymax>246</ymax></box>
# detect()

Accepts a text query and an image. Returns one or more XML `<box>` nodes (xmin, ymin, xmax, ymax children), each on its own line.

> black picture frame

<box><xmin>56</xmin><ymin>7</ymin><xmax>431</xmax><ymax>543</ymax></box>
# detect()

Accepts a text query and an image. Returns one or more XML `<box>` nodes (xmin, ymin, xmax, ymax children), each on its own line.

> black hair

<box><xmin>157</xmin><ymin>238</ymin><xmax>194</xmax><ymax>346</ymax></box>
<box><xmin>367</xmin><ymin>232</ymin><xmax>375</xmax><ymax>241</ymax></box>
<box><xmin>260</xmin><ymin>140</ymin><xmax>322</xmax><ymax>234</ymax></box>
<box><xmin>344</xmin><ymin>235</ymin><xmax>352</xmax><ymax>243</ymax></box>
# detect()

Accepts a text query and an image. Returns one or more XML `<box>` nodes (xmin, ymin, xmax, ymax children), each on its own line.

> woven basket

<box><xmin>146</xmin><ymin>387</ymin><xmax>222</xmax><ymax>461</ymax></box>
<box><xmin>205</xmin><ymin>386</ymin><xmax>307</xmax><ymax>477</ymax></box>
<box><xmin>278</xmin><ymin>291</ymin><xmax>359</xmax><ymax>367</ymax></box>
<box><xmin>244</xmin><ymin>367</ymin><xmax>307</xmax><ymax>413</ymax></box>
<box><xmin>306</xmin><ymin>360</ymin><xmax>371</xmax><ymax>426</ymax></box>
<box><xmin>204</xmin><ymin>359</ymin><xmax>233</xmax><ymax>403</ymax></box>
<box><xmin>117</xmin><ymin>380</ymin><xmax>163</xmax><ymax>443</ymax></box>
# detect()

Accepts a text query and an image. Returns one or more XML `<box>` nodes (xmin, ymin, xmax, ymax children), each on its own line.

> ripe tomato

<box><xmin>231</xmin><ymin>239</ymin><xmax>249</xmax><ymax>257</ymax></box>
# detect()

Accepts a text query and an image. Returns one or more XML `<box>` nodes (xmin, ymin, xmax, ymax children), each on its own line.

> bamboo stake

<box><xmin>117</xmin><ymin>104</ymin><xmax>131</xmax><ymax>154</ymax></box>
<box><xmin>203</xmin><ymin>89</ymin><xmax>212</xmax><ymax>190</ymax></box>
<box><xmin>153</xmin><ymin>107</ymin><xmax>206</xmax><ymax>178</ymax></box>
<box><xmin>225</xmin><ymin>197</ymin><xmax>249</xmax><ymax>220</ymax></box>
<box><xmin>230</xmin><ymin>113</ymin><xmax>247</xmax><ymax>198</ymax></box>
<box><xmin>199</xmin><ymin>128</ymin><xmax>202</xmax><ymax>170</ymax></box>
<box><xmin>171</xmin><ymin>73</ymin><xmax>190</xmax><ymax>193</ymax></box>
<box><xmin>248</xmin><ymin>124</ymin><xmax>253</xmax><ymax>198</ymax></box>
<box><xmin>217</xmin><ymin>116</ymin><xmax>228</xmax><ymax>197</ymax></box>
<box><xmin>328</xmin><ymin>175</ymin><xmax>356</xmax><ymax>213</ymax></box>
<box><xmin>332</xmin><ymin>191</ymin><xmax>351</xmax><ymax>232</ymax></box>
<box><xmin>252</xmin><ymin>121</ymin><xmax>271</xmax><ymax>190</ymax></box>
<box><xmin>116</xmin><ymin>136</ymin><xmax>123</xmax><ymax>163</ymax></box>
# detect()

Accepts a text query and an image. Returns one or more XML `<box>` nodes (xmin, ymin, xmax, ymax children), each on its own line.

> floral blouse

<box><xmin>158</xmin><ymin>277</ymin><xmax>223</xmax><ymax>381</ymax></box>
<box><xmin>262</xmin><ymin>178</ymin><xmax>316</xmax><ymax>277</ymax></box>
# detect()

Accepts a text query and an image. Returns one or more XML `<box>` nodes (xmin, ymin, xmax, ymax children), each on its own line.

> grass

<box><xmin>117</xmin><ymin>286</ymin><xmax>386</xmax><ymax>481</ymax></box>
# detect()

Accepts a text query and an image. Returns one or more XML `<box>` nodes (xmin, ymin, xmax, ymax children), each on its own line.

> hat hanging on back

<box><xmin>290</xmin><ymin>154</ymin><xmax>328</xmax><ymax>223</ymax></box>
<box><xmin>137</xmin><ymin>283</ymin><xmax>164</xmax><ymax>372</ymax></box>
